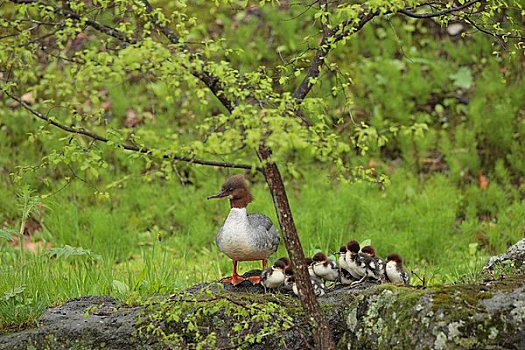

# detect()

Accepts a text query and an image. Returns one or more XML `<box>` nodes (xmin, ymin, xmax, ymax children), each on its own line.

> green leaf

<box><xmin>360</xmin><ymin>239</ymin><xmax>372</xmax><ymax>248</ymax></box>
<box><xmin>112</xmin><ymin>280</ymin><xmax>130</xmax><ymax>294</ymax></box>
<box><xmin>4</xmin><ymin>286</ymin><xmax>25</xmax><ymax>301</ymax></box>
<box><xmin>450</xmin><ymin>67</ymin><xmax>473</xmax><ymax>89</ymax></box>
<box><xmin>48</xmin><ymin>245</ymin><xmax>101</xmax><ymax>262</ymax></box>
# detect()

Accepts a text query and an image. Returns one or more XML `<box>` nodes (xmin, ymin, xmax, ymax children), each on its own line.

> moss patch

<box><xmin>136</xmin><ymin>286</ymin><xmax>305</xmax><ymax>349</ymax></box>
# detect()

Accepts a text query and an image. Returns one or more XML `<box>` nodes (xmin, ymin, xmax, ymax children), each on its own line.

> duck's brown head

<box><xmin>207</xmin><ymin>175</ymin><xmax>253</xmax><ymax>209</ymax></box>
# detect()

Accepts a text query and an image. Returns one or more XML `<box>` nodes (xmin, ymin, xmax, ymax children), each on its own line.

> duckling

<box><xmin>345</xmin><ymin>240</ymin><xmax>366</xmax><ymax>280</ymax></box>
<box><xmin>337</xmin><ymin>244</ymin><xmax>350</xmax><ymax>271</ymax></box>
<box><xmin>275</xmin><ymin>256</ymin><xmax>291</xmax><ymax>268</ymax></box>
<box><xmin>385</xmin><ymin>253</ymin><xmax>410</xmax><ymax>285</ymax></box>
<box><xmin>340</xmin><ymin>268</ymin><xmax>356</xmax><ymax>285</ymax></box>
<box><xmin>337</xmin><ymin>244</ymin><xmax>355</xmax><ymax>285</ymax></box>
<box><xmin>312</xmin><ymin>252</ymin><xmax>339</xmax><ymax>282</ymax></box>
<box><xmin>283</xmin><ymin>267</ymin><xmax>295</xmax><ymax>291</ymax></box>
<box><xmin>305</xmin><ymin>257</ymin><xmax>316</xmax><ymax>278</ymax></box>
<box><xmin>260</xmin><ymin>259</ymin><xmax>287</xmax><ymax>290</ymax></box>
<box><xmin>291</xmin><ymin>275</ymin><xmax>326</xmax><ymax>297</ymax></box>
<box><xmin>361</xmin><ymin>245</ymin><xmax>385</xmax><ymax>282</ymax></box>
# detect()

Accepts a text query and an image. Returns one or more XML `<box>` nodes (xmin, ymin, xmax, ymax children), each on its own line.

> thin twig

<box><xmin>397</xmin><ymin>0</ymin><xmax>482</xmax><ymax>19</ymax></box>
<box><xmin>464</xmin><ymin>16</ymin><xmax>524</xmax><ymax>40</ymax></box>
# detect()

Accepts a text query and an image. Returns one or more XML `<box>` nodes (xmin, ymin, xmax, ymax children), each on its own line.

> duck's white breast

<box><xmin>385</xmin><ymin>261</ymin><xmax>402</xmax><ymax>282</ymax></box>
<box><xmin>216</xmin><ymin>208</ymin><xmax>272</xmax><ymax>260</ymax></box>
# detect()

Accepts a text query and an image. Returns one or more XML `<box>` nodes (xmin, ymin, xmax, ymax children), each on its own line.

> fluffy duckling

<box><xmin>338</xmin><ymin>244</ymin><xmax>350</xmax><ymax>271</ymax></box>
<box><xmin>260</xmin><ymin>259</ymin><xmax>287</xmax><ymax>290</ymax></box>
<box><xmin>337</xmin><ymin>244</ymin><xmax>355</xmax><ymax>284</ymax></box>
<box><xmin>305</xmin><ymin>257</ymin><xmax>316</xmax><ymax>278</ymax></box>
<box><xmin>283</xmin><ymin>267</ymin><xmax>295</xmax><ymax>291</ymax></box>
<box><xmin>340</xmin><ymin>268</ymin><xmax>356</xmax><ymax>285</ymax></box>
<box><xmin>345</xmin><ymin>240</ymin><xmax>366</xmax><ymax>280</ymax></box>
<box><xmin>385</xmin><ymin>253</ymin><xmax>410</xmax><ymax>285</ymax></box>
<box><xmin>291</xmin><ymin>275</ymin><xmax>326</xmax><ymax>297</ymax></box>
<box><xmin>275</xmin><ymin>257</ymin><xmax>291</xmax><ymax>268</ymax></box>
<box><xmin>361</xmin><ymin>245</ymin><xmax>385</xmax><ymax>282</ymax></box>
<box><xmin>312</xmin><ymin>252</ymin><xmax>339</xmax><ymax>282</ymax></box>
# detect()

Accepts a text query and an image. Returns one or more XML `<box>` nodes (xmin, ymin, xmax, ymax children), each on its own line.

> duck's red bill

<box><xmin>207</xmin><ymin>191</ymin><xmax>228</xmax><ymax>199</ymax></box>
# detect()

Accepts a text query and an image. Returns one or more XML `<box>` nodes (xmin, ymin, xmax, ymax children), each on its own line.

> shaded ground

<box><xmin>1</xmin><ymin>240</ymin><xmax>524</xmax><ymax>350</ymax></box>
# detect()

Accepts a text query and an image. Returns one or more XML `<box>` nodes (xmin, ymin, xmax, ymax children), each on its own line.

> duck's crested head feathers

<box><xmin>208</xmin><ymin>175</ymin><xmax>253</xmax><ymax>208</ymax></box>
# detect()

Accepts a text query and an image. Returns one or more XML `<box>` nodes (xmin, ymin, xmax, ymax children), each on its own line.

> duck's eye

<box><xmin>228</xmin><ymin>187</ymin><xmax>234</xmax><ymax>191</ymax></box>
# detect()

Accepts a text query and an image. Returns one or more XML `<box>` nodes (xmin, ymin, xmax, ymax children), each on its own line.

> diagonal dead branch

<box><xmin>292</xmin><ymin>8</ymin><xmax>376</xmax><ymax>104</ymax></box>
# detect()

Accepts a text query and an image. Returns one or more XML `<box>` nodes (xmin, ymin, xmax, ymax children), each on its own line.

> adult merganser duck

<box><xmin>385</xmin><ymin>253</ymin><xmax>410</xmax><ymax>285</ymax></box>
<box><xmin>261</xmin><ymin>259</ymin><xmax>287</xmax><ymax>290</ymax></box>
<box><xmin>208</xmin><ymin>175</ymin><xmax>280</xmax><ymax>285</ymax></box>
<box><xmin>312</xmin><ymin>252</ymin><xmax>339</xmax><ymax>282</ymax></box>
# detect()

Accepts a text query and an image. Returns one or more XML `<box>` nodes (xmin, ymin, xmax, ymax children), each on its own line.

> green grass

<box><xmin>1</xmin><ymin>167</ymin><xmax>523</xmax><ymax>331</ymax></box>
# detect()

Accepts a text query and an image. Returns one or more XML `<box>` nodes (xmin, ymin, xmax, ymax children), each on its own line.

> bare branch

<box><xmin>2</xmin><ymin>89</ymin><xmax>260</xmax><ymax>172</ymax></box>
<box><xmin>292</xmin><ymin>9</ymin><xmax>376</xmax><ymax>103</ymax></box>
<box><xmin>464</xmin><ymin>16</ymin><xmax>524</xmax><ymax>40</ymax></box>
<box><xmin>398</xmin><ymin>0</ymin><xmax>482</xmax><ymax>19</ymax></box>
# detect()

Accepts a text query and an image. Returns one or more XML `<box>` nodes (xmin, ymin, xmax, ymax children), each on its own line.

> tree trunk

<box><xmin>257</xmin><ymin>145</ymin><xmax>336</xmax><ymax>350</ymax></box>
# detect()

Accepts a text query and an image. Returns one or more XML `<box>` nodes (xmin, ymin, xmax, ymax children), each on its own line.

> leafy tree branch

<box><xmin>293</xmin><ymin>0</ymin><xmax>488</xmax><ymax>104</ymax></box>
<box><xmin>2</xmin><ymin>89</ymin><xmax>258</xmax><ymax>171</ymax></box>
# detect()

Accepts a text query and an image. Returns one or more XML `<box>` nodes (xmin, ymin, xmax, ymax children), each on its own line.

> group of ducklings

<box><xmin>261</xmin><ymin>240</ymin><xmax>409</xmax><ymax>297</ymax></box>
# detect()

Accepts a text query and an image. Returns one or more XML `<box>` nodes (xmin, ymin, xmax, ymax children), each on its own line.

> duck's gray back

<box><xmin>247</xmin><ymin>213</ymin><xmax>280</xmax><ymax>253</ymax></box>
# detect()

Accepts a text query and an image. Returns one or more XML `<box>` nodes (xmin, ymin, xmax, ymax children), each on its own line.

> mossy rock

<box><xmin>340</xmin><ymin>274</ymin><xmax>525</xmax><ymax>350</ymax></box>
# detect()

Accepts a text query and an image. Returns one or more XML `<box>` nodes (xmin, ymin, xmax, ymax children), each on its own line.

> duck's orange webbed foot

<box><xmin>246</xmin><ymin>275</ymin><xmax>261</xmax><ymax>285</ymax></box>
<box><xmin>223</xmin><ymin>274</ymin><xmax>246</xmax><ymax>286</ymax></box>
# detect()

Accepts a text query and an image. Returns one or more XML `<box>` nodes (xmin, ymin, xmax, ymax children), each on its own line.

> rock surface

<box><xmin>1</xmin><ymin>244</ymin><xmax>525</xmax><ymax>350</ymax></box>
<box><xmin>485</xmin><ymin>238</ymin><xmax>525</xmax><ymax>270</ymax></box>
